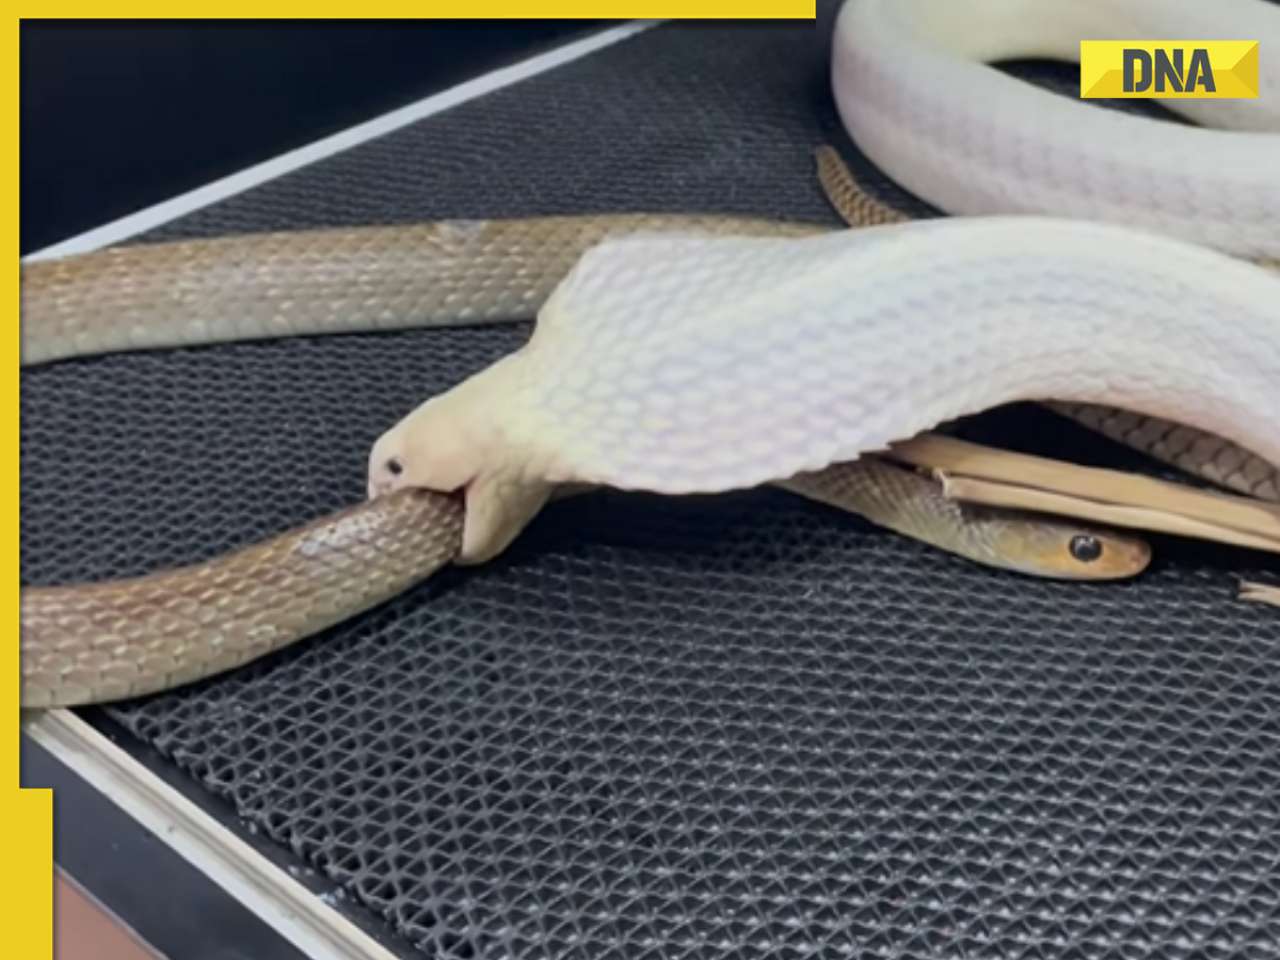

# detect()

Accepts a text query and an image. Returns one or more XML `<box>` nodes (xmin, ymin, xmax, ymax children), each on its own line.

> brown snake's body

<box><xmin>20</xmin><ymin>491</ymin><xmax>463</xmax><ymax>708</ymax></box>
<box><xmin>20</xmin><ymin>215</ymin><xmax>823</xmax><ymax>366</ymax></box>
<box><xmin>20</xmin><ymin>156</ymin><xmax>1274</xmax><ymax>707</ymax></box>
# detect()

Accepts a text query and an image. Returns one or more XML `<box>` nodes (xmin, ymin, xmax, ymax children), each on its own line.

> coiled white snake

<box><xmin>832</xmin><ymin>0</ymin><xmax>1280</xmax><ymax>259</ymax></box>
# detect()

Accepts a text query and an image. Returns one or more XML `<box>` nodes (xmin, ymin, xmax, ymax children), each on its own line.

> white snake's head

<box><xmin>368</xmin><ymin>356</ymin><xmax>552</xmax><ymax>565</ymax></box>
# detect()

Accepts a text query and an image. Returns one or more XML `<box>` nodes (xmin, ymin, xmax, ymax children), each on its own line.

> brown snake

<box><xmin>20</xmin><ymin>153</ymin><xmax>1273</xmax><ymax>708</ymax></box>
<box><xmin>21</xmin><ymin>490</ymin><xmax>463</xmax><ymax>708</ymax></box>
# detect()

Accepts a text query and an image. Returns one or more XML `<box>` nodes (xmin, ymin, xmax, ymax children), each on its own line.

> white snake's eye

<box><xmin>1069</xmin><ymin>535</ymin><xmax>1103</xmax><ymax>563</ymax></box>
<box><xmin>385</xmin><ymin>457</ymin><xmax>404</xmax><ymax>477</ymax></box>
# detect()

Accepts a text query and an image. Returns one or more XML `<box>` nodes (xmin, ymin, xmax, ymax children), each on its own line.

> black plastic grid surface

<box><xmin>21</xmin><ymin>8</ymin><xmax>1280</xmax><ymax>959</ymax></box>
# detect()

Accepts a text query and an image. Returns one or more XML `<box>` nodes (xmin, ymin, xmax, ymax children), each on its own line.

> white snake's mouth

<box><xmin>367</xmin><ymin>446</ymin><xmax>408</xmax><ymax>499</ymax></box>
<box><xmin>367</xmin><ymin>475</ymin><xmax>397</xmax><ymax>499</ymax></box>
<box><xmin>367</xmin><ymin>439</ymin><xmax>418</xmax><ymax>499</ymax></box>
<box><xmin>367</xmin><ymin>472</ymin><xmax>464</xmax><ymax>502</ymax></box>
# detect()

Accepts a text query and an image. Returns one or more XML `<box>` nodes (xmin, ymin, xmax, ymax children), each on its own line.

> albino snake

<box><xmin>20</xmin><ymin>0</ymin><xmax>1280</xmax><ymax>707</ymax></box>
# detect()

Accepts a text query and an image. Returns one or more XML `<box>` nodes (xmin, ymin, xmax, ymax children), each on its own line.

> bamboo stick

<box><xmin>938</xmin><ymin>474</ymin><xmax>1280</xmax><ymax>554</ymax></box>
<box><xmin>1240</xmin><ymin>582</ymin><xmax>1280</xmax><ymax>608</ymax></box>
<box><xmin>889</xmin><ymin>433</ymin><xmax>1280</xmax><ymax>542</ymax></box>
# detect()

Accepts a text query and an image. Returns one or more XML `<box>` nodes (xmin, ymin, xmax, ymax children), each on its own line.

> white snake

<box><xmin>370</xmin><ymin>0</ymin><xmax>1280</xmax><ymax>563</ymax></box>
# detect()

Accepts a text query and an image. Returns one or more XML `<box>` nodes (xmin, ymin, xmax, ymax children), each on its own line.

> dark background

<box><xmin>20</xmin><ymin>20</ymin><xmax>602</xmax><ymax>254</ymax></box>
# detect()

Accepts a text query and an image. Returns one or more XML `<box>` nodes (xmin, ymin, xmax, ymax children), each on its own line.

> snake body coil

<box><xmin>20</xmin><ymin>0</ymin><xmax>1280</xmax><ymax>706</ymax></box>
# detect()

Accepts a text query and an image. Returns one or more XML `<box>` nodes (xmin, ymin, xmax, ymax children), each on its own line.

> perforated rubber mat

<box><xmin>21</xmin><ymin>9</ymin><xmax>1280</xmax><ymax>959</ymax></box>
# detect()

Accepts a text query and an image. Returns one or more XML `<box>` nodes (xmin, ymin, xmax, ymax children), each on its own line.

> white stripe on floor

<box><xmin>23</xmin><ymin>20</ymin><xmax>661</xmax><ymax>263</ymax></box>
<box><xmin>27</xmin><ymin>711</ymin><xmax>397</xmax><ymax>960</ymax></box>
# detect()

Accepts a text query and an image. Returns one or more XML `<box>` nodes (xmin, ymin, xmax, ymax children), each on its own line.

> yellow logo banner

<box><xmin>1080</xmin><ymin>40</ymin><xmax>1259</xmax><ymax>99</ymax></box>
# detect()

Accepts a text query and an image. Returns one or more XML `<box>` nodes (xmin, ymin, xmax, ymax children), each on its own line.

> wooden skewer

<box><xmin>889</xmin><ymin>433</ymin><xmax>1280</xmax><ymax>543</ymax></box>
<box><xmin>937</xmin><ymin>474</ymin><xmax>1280</xmax><ymax>554</ymax></box>
<box><xmin>1240</xmin><ymin>581</ymin><xmax>1280</xmax><ymax>608</ymax></box>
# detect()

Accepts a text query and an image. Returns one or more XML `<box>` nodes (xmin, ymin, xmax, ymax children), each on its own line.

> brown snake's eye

<box><xmin>386</xmin><ymin>457</ymin><xmax>403</xmax><ymax>476</ymax></box>
<box><xmin>1070</xmin><ymin>535</ymin><xmax>1103</xmax><ymax>563</ymax></box>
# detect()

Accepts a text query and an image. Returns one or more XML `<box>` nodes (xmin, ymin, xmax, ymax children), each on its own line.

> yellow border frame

<box><xmin>12</xmin><ymin>16</ymin><xmax>53</xmax><ymax>956</ymax></box>
<box><xmin>10</xmin><ymin>11</ymin><xmax>814</xmax><ymax>953</ymax></box>
<box><xmin>22</xmin><ymin>3</ymin><xmax>815</xmax><ymax>16</ymax></box>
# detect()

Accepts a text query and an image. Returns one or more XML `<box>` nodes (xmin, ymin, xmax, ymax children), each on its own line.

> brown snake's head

<box><xmin>368</xmin><ymin>356</ymin><xmax>552</xmax><ymax>565</ymax></box>
<box><xmin>989</xmin><ymin>519</ymin><xmax>1153</xmax><ymax>581</ymax></box>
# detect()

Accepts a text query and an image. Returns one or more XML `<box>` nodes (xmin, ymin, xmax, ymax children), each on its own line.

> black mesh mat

<box><xmin>21</xmin><ymin>9</ymin><xmax>1280</xmax><ymax>958</ymax></box>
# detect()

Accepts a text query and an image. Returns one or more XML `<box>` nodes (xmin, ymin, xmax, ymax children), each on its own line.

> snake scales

<box><xmin>20</xmin><ymin>0</ymin><xmax>1280</xmax><ymax>706</ymax></box>
<box><xmin>21</xmin><ymin>206</ymin><xmax>1159</xmax><ymax>707</ymax></box>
